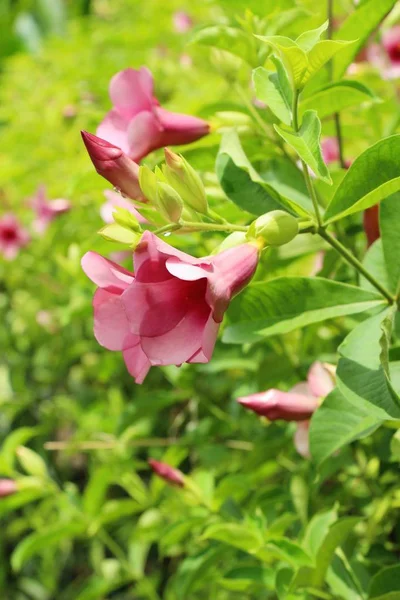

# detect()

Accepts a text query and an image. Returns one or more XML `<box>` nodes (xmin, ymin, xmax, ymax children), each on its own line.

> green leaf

<box><xmin>216</xmin><ymin>130</ymin><xmax>313</xmax><ymax>217</ymax></box>
<box><xmin>300</xmin><ymin>80</ymin><xmax>378</xmax><ymax>120</ymax></box>
<box><xmin>16</xmin><ymin>446</ymin><xmax>48</xmax><ymax>478</ymax></box>
<box><xmin>296</xmin><ymin>21</ymin><xmax>329</xmax><ymax>52</ymax></box>
<box><xmin>223</xmin><ymin>277</ymin><xmax>384</xmax><ymax>344</ymax></box>
<box><xmin>256</xmin><ymin>538</ymin><xmax>313</xmax><ymax>568</ymax></box>
<box><xmin>311</xmin><ymin>518</ymin><xmax>360</xmax><ymax>587</ymax></box>
<box><xmin>337</xmin><ymin>310</ymin><xmax>400</xmax><ymax>419</ymax></box>
<box><xmin>380</xmin><ymin>193</ymin><xmax>400</xmax><ymax>294</ymax></box>
<box><xmin>252</xmin><ymin>59</ymin><xmax>292</xmax><ymax>125</ymax></box>
<box><xmin>303</xmin><ymin>40</ymin><xmax>354</xmax><ymax>86</ymax></box>
<box><xmin>201</xmin><ymin>522</ymin><xmax>263</xmax><ymax>552</ymax></box>
<box><xmin>275</xmin><ymin>111</ymin><xmax>331</xmax><ymax>183</ymax></box>
<box><xmin>219</xmin><ymin>566</ymin><xmax>273</xmax><ymax>592</ymax></box>
<box><xmin>369</xmin><ymin>565</ymin><xmax>400</xmax><ymax>598</ymax></box>
<box><xmin>333</xmin><ymin>0</ymin><xmax>398</xmax><ymax>79</ymax></box>
<box><xmin>11</xmin><ymin>522</ymin><xmax>85</xmax><ymax>572</ymax></box>
<box><xmin>360</xmin><ymin>240</ymin><xmax>391</xmax><ymax>295</ymax></box>
<box><xmin>324</xmin><ymin>135</ymin><xmax>400</xmax><ymax>223</ymax></box>
<box><xmin>302</xmin><ymin>507</ymin><xmax>338</xmax><ymax>558</ymax></box>
<box><xmin>310</xmin><ymin>389</ymin><xmax>382</xmax><ymax>466</ymax></box>
<box><xmin>190</xmin><ymin>25</ymin><xmax>256</xmax><ymax>65</ymax></box>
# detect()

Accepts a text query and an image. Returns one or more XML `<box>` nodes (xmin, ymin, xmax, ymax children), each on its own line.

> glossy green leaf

<box><xmin>337</xmin><ymin>310</ymin><xmax>400</xmax><ymax>419</ymax></box>
<box><xmin>256</xmin><ymin>538</ymin><xmax>313</xmax><ymax>567</ymax></box>
<box><xmin>302</xmin><ymin>507</ymin><xmax>338</xmax><ymax>558</ymax></box>
<box><xmin>333</xmin><ymin>0</ymin><xmax>398</xmax><ymax>79</ymax></box>
<box><xmin>300</xmin><ymin>80</ymin><xmax>377</xmax><ymax>120</ymax></box>
<box><xmin>11</xmin><ymin>522</ymin><xmax>85</xmax><ymax>572</ymax></box>
<box><xmin>252</xmin><ymin>60</ymin><xmax>292</xmax><ymax>125</ymax></box>
<box><xmin>369</xmin><ymin>565</ymin><xmax>400</xmax><ymax>598</ymax></box>
<box><xmin>380</xmin><ymin>193</ymin><xmax>400</xmax><ymax>294</ymax></box>
<box><xmin>360</xmin><ymin>240</ymin><xmax>391</xmax><ymax>295</ymax></box>
<box><xmin>275</xmin><ymin>111</ymin><xmax>331</xmax><ymax>183</ymax></box>
<box><xmin>201</xmin><ymin>522</ymin><xmax>263</xmax><ymax>552</ymax></box>
<box><xmin>296</xmin><ymin>21</ymin><xmax>328</xmax><ymax>52</ymax></box>
<box><xmin>324</xmin><ymin>135</ymin><xmax>400</xmax><ymax>223</ymax></box>
<box><xmin>190</xmin><ymin>25</ymin><xmax>256</xmax><ymax>65</ymax></box>
<box><xmin>223</xmin><ymin>277</ymin><xmax>384</xmax><ymax>344</ymax></box>
<box><xmin>303</xmin><ymin>40</ymin><xmax>354</xmax><ymax>86</ymax></box>
<box><xmin>310</xmin><ymin>389</ymin><xmax>382</xmax><ymax>466</ymax></box>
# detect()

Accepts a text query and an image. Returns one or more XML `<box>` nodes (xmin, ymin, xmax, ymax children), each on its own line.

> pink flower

<box><xmin>96</xmin><ymin>67</ymin><xmax>210</xmax><ymax>162</ymax></box>
<box><xmin>81</xmin><ymin>231</ymin><xmax>259</xmax><ymax>383</ymax></box>
<box><xmin>30</xmin><ymin>185</ymin><xmax>71</xmax><ymax>234</ymax></box>
<box><xmin>383</xmin><ymin>26</ymin><xmax>400</xmax><ymax>66</ymax></box>
<box><xmin>148</xmin><ymin>459</ymin><xmax>185</xmax><ymax>487</ymax></box>
<box><xmin>81</xmin><ymin>131</ymin><xmax>145</xmax><ymax>201</ymax></box>
<box><xmin>0</xmin><ymin>213</ymin><xmax>30</xmax><ymax>260</ymax></box>
<box><xmin>0</xmin><ymin>479</ymin><xmax>18</xmax><ymax>498</ymax></box>
<box><xmin>321</xmin><ymin>137</ymin><xmax>340</xmax><ymax>164</ymax></box>
<box><xmin>238</xmin><ymin>362</ymin><xmax>336</xmax><ymax>458</ymax></box>
<box><xmin>100</xmin><ymin>190</ymin><xmax>147</xmax><ymax>225</ymax></box>
<box><xmin>173</xmin><ymin>11</ymin><xmax>193</xmax><ymax>33</ymax></box>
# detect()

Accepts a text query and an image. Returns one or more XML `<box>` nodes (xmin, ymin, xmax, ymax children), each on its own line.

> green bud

<box><xmin>17</xmin><ymin>446</ymin><xmax>48</xmax><ymax>479</ymax></box>
<box><xmin>213</xmin><ymin>111</ymin><xmax>252</xmax><ymax>129</ymax></box>
<box><xmin>163</xmin><ymin>148</ymin><xmax>208</xmax><ymax>215</ymax></box>
<box><xmin>139</xmin><ymin>165</ymin><xmax>158</xmax><ymax>204</ymax></box>
<box><xmin>211</xmin><ymin>48</ymin><xmax>244</xmax><ymax>81</ymax></box>
<box><xmin>156</xmin><ymin>182</ymin><xmax>183</xmax><ymax>223</ymax></box>
<box><xmin>98</xmin><ymin>223</ymin><xmax>141</xmax><ymax>247</ymax></box>
<box><xmin>112</xmin><ymin>206</ymin><xmax>141</xmax><ymax>231</ymax></box>
<box><xmin>248</xmin><ymin>210</ymin><xmax>298</xmax><ymax>246</ymax></box>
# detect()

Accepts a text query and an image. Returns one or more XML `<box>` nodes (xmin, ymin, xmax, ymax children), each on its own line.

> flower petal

<box><xmin>155</xmin><ymin>107</ymin><xmax>210</xmax><ymax>145</ymax></box>
<box><xmin>97</xmin><ymin>109</ymin><xmax>131</xmax><ymax>154</ymax></box>
<box><xmin>123</xmin><ymin>335</ymin><xmax>151</xmax><ymax>383</ymax></box>
<box><xmin>134</xmin><ymin>230</ymin><xmax>201</xmax><ymax>277</ymax></box>
<box><xmin>109</xmin><ymin>67</ymin><xmax>154</xmax><ymax>117</ymax></box>
<box><xmin>307</xmin><ymin>362</ymin><xmax>335</xmax><ymax>398</ymax></box>
<box><xmin>126</xmin><ymin>110</ymin><xmax>163</xmax><ymax>162</ymax></box>
<box><xmin>187</xmin><ymin>314</ymin><xmax>219</xmax><ymax>363</ymax></box>
<box><xmin>166</xmin><ymin>257</ymin><xmax>212</xmax><ymax>281</ymax></box>
<box><xmin>93</xmin><ymin>288</ymin><xmax>130</xmax><ymax>351</ymax></box>
<box><xmin>81</xmin><ymin>251</ymin><xmax>134</xmax><ymax>293</ymax></box>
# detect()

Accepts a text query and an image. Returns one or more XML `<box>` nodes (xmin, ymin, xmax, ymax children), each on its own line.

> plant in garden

<box><xmin>2</xmin><ymin>0</ymin><xmax>400</xmax><ymax>598</ymax></box>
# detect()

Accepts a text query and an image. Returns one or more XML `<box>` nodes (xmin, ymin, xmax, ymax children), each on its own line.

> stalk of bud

<box><xmin>148</xmin><ymin>459</ymin><xmax>185</xmax><ymax>487</ymax></box>
<box><xmin>163</xmin><ymin>148</ymin><xmax>208</xmax><ymax>215</ymax></box>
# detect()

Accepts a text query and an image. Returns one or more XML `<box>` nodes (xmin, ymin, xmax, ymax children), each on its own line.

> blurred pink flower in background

<box><xmin>0</xmin><ymin>213</ymin><xmax>30</xmax><ymax>260</ymax></box>
<box><xmin>321</xmin><ymin>137</ymin><xmax>340</xmax><ymax>164</ymax></box>
<box><xmin>179</xmin><ymin>53</ymin><xmax>193</xmax><ymax>68</ymax></box>
<box><xmin>81</xmin><ymin>231</ymin><xmax>259</xmax><ymax>383</ymax></box>
<box><xmin>148</xmin><ymin>459</ymin><xmax>185</xmax><ymax>486</ymax></box>
<box><xmin>382</xmin><ymin>26</ymin><xmax>400</xmax><ymax>66</ymax></box>
<box><xmin>0</xmin><ymin>479</ymin><xmax>18</xmax><ymax>498</ymax></box>
<box><xmin>363</xmin><ymin>205</ymin><xmax>380</xmax><ymax>247</ymax></box>
<box><xmin>100</xmin><ymin>190</ymin><xmax>147</xmax><ymax>224</ymax></box>
<box><xmin>96</xmin><ymin>67</ymin><xmax>210</xmax><ymax>162</ymax></box>
<box><xmin>173</xmin><ymin>10</ymin><xmax>193</xmax><ymax>33</ymax></box>
<box><xmin>238</xmin><ymin>362</ymin><xmax>336</xmax><ymax>458</ymax></box>
<box><xmin>30</xmin><ymin>185</ymin><xmax>71</xmax><ymax>234</ymax></box>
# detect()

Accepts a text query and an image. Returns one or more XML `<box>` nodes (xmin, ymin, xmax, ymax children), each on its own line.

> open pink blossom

<box><xmin>100</xmin><ymin>190</ymin><xmax>147</xmax><ymax>225</ymax></box>
<box><xmin>173</xmin><ymin>11</ymin><xmax>193</xmax><ymax>33</ymax></box>
<box><xmin>30</xmin><ymin>185</ymin><xmax>71</xmax><ymax>234</ymax></box>
<box><xmin>96</xmin><ymin>67</ymin><xmax>210</xmax><ymax>162</ymax></box>
<box><xmin>81</xmin><ymin>231</ymin><xmax>259</xmax><ymax>383</ymax></box>
<box><xmin>0</xmin><ymin>213</ymin><xmax>30</xmax><ymax>260</ymax></box>
<box><xmin>148</xmin><ymin>459</ymin><xmax>185</xmax><ymax>487</ymax></box>
<box><xmin>238</xmin><ymin>362</ymin><xmax>336</xmax><ymax>458</ymax></box>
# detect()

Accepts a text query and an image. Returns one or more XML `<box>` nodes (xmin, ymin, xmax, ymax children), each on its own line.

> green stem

<box><xmin>97</xmin><ymin>528</ymin><xmax>134</xmax><ymax>577</ymax></box>
<box><xmin>152</xmin><ymin>223</ymin><xmax>181</xmax><ymax>236</ymax></box>
<box><xmin>207</xmin><ymin>208</ymin><xmax>228</xmax><ymax>224</ymax></box>
<box><xmin>327</xmin><ymin>0</ymin><xmax>346</xmax><ymax>169</ymax></box>
<box><xmin>180</xmin><ymin>220</ymin><xmax>248</xmax><ymax>233</ymax></box>
<box><xmin>320</xmin><ymin>229</ymin><xmax>395</xmax><ymax>303</ymax></box>
<box><xmin>292</xmin><ymin>89</ymin><xmax>324</xmax><ymax>228</ymax></box>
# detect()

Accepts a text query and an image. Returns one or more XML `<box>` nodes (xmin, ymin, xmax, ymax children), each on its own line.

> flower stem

<box><xmin>152</xmin><ymin>223</ymin><xmax>181</xmax><ymax>236</ymax></box>
<box><xmin>180</xmin><ymin>220</ymin><xmax>248</xmax><ymax>233</ymax></box>
<box><xmin>319</xmin><ymin>229</ymin><xmax>395</xmax><ymax>303</ymax></box>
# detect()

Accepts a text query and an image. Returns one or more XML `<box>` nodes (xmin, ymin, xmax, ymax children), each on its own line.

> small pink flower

<box><xmin>321</xmin><ymin>137</ymin><xmax>340</xmax><ymax>164</ymax></box>
<box><xmin>81</xmin><ymin>231</ymin><xmax>259</xmax><ymax>383</ymax></box>
<box><xmin>148</xmin><ymin>459</ymin><xmax>185</xmax><ymax>487</ymax></box>
<box><xmin>96</xmin><ymin>67</ymin><xmax>210</xmax><ymax>162</ymax></box>
<box><xmin>173</xmin><ymin>11</ymin><xmax>193</xmax><ymax>33</ymax></box>
<box><xmin>0</xmin><ymin>478</ymin><xmax>18</xmax><ymax>498</ymax></box>
<box><xmin>383</xmin><ymin>26</ymin><xmax>400</xmax><ymax>66</ymax></box>
<box><xmin>100</xmin><ymin>190</ymin><xmax>147</xmax><ymax>225</ymax></box>
<box><xmin>0</xmin><ymin>213</ymin><xmax>30</xmax><ymax>260</ymax></box>
<box><xmin>179</xmin><ymin>53</ymin><xmax>193</xmax><ymax>68</ymax></box>
<box><xmin>81</xmin><ymin>131</ymin><xmax>145</xmax><ymax>201</ymax></box>
<box><xmin>238</xmin><ymin>362</ymin><xmax>336</xmax><ymax>458</ymax></box>
<box><xmin>30</xmin><ymin>185</ymin><xmax>71</xmax><ymax>234</ymax></box>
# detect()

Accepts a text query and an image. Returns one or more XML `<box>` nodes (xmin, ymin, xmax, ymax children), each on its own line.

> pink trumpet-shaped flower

<box><xmin>148</xmin><ymin>459</ymin><xmax>185</xmax><ymax>487</ymax></box>
<box><xmin>0</xmin><ymin>213</ymin><xmax>30</xmax><ymax>260</ymax></box>
<box><xmin>0</xmin><ymin>479</ymin><xmax>18</xmax><ymax>498</ymax></box>
<box><xmin>238</xmin><ymin>361</ymin><xmax>336</xmax><ymax>458</ymax></box>
<box><xmin>173</xmin><ymin>11</ymin><xmax>193</xmax><ymax>33</ymax></box>
<box><xmin>81</xmin><ymin>131</ymin><xmax>145</xmax><ymax>201</ymax></box>
<box><xmin>100</xmin><ymin>190</ymin><xmax>147</xmax><ymax>224</ymax></box>
<box><xmin>30</xmin><ymin>185</ymin><xmax>71</xmax><ymax>234</ymax></box>
<box><xmin>81</xmin><ymin>231</ymin><xmax>259</xmax><ymax>383</ymax></box>
<box><xmin>96</xmin><ymin>67</ymin><xmax>210</xmax><ymax>162</ymax></box>
<box><xmin>321</xmin><ymin>137</ymin><xmax>340</xmax><ymax>164</ymax></box>
<box><xmin>383</xmin><ymin>26</ymin><xmax>400</xmax><ymax>66</ymax></box>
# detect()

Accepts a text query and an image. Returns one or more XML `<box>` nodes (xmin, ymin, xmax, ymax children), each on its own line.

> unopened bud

<box><xmin>163</xmin><ymin>148</ymin><xmax>208</xmax><ymax>215</ymax></box>
<box><xmin>16</xmin><ymin>446</ymin><xmax>48</xmax><ymax>478</ymax></box>
<box><xmin>238</xmin><ymin>389</ymin><xmax>319</xmax><ymax>421</ymax></box>
<box><xmin>148</xmin><ymin>459</ymin><xmax>185</xmax><ymax>487</ymax></box>
<box><xmin>0</xmin><ymin>478</ymin><xmax>18</xmax><ymax>498</ymax></box>
<box><xmin>248</xmin><ymin>210</ymin><xmax>298</xmax><ymax>246</ymax></box>
<box><xmin>112</xmin><ymin>207</ymin><xmax>141</xmax><ymax>231</ymax></box>
<box><xmin>211</xmin><ymin>48</ymin><xmax>244</xmax><ymax>81</ymax></box>
<box><xmin>99</xmin><ymin>223</ymin><xmax>141</xmax><ymax>247</ymax></box>
<box><xmin>156</xmin><ymin>182</ymin><xmax>183</xmax><ymax>223</ymax></box>
<box><xmin>139</xmin><ymin>165</ymin><xmax>158</xmax><ymax>204</ymax></box>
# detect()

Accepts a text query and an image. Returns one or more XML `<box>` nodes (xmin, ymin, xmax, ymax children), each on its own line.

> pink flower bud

<box><xmin>81</xmin><ymin>131</ymin><xmax>145</xmax><ymax>201</ymax></box>
<box><xmin>363</xmin><ymin>204</ymin><xmax>380</xmax><ymax>247</ymax></box>
<box><xmin>173</xmin><ymin>11</ymin><xmax>193</xmax><ymax>33</ymax></box>
<box><xmin>383</xmin><ymin>26</ymin><xmax>400</xmax><ymax>66</ymax></box>
<box><xmin>148</xmin><ymin>459</ymin><xmax>185</xmax><ymax>487</ymax></box>
<box><xmin>238</xmin><ymin>389</ymin><xmax>319</xmax><ymax>421</ymax></box>
<box><xmin>0</xmin><ymin>478</ymin><xmax>18</xmax><ymax>498</ymax></box>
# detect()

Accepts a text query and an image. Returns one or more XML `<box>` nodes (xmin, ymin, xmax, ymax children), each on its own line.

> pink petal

<box><xmin>123</xmin><ymin>336</ymin><xmax>151</xmax><ymax>383</ymax></box>
<box><xmin>97</xmin><ymin>109</ymin><xmax>131</xmax><ymax>154</ymax></box>
<box><xmin>48</xmin><ymin>199</ymin><xmax>71</xmax><ymax>214</ymax></box>
<box><xmin>307</xmin><ymin>362</ymin><xmax>335</xmax><ymax>398</ymax></box>
<box><xmin>126</xmin><ymin>110</ymin><xmax>164</xmax><ymax>162</ymax></box>
<box><xmin>155</xmin><ymin>107</ymin><xmax>210</xmax><ymax>145</ymax></box>
<box><xmin>165</xmin><ymin>257</ymin><xmax>212</xmax><ymax>281</ymax></box>
<box><xmin>109</xmin><ymin>68</ymin><xmax>154</xmax><ymax>117</ymax></box>
<box><xmin>93</xmin><ymin>288</ymin><xmax>131</xmax><ymax>351</ymax></box>
<box><xmin>294</xmin><ymin>421</ymin><xmax>311</xmax><ymax>458</ymax></box>
<box><xmin>140</xmin><ymin>302</ymin><xmax>210</xmax><ymax>366</ymax></box>
<box><xmin>101</xmin><ymin>190</ymin><xmax>146</xmax><ymax>224</ymax></box>
<box><xmin>187</xmin><ymin>314</ymin><xmax>219</xmax><ymax>363</ymax></box>
<box><xmin>81</xmin><ymin>251</ymin><xmax>134</xmax><ymax>293</ymax></box>
<box><xmin>134</xmin><ymin>231</ymin><xmax>201</xmax><ymax>278</ymax></box>
<box><xmin>238</xmin><ymin>389</ymin><xmax>319</xmax><ymax>421</ymax></box>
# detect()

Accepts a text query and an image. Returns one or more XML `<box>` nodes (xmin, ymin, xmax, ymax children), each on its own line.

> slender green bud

<box><xmin>139</xmin><ymin>165</ymin><xmax>158</xmax><ymax>204</ymax></box>
<box><xmin>112</xmin><ymin>207</ymin><xmax>141</xmax><ymax>231</ymax></box>
<box><xmin>163</xmin><ymin>148</ymin><xmax>208</xmax><ymax>215</ymax></box>
<box><xmin>16</xmin><ymin>446</ymin><xmax>48</xmax><ymax>479</ymax></box>
<box><xmin>156</xmin><ymin>182</ymin><xmax>183</xmax><ymax>223</ymax></box>
<box><xmin>98</xmin><ymin>223</ymin><xmax>141</xmax><ymax>247</ymax></box>
<box><xmin>248</xmin><ymin>210</ymin><xmax>299</xmax><ymax>246</ymax></box>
